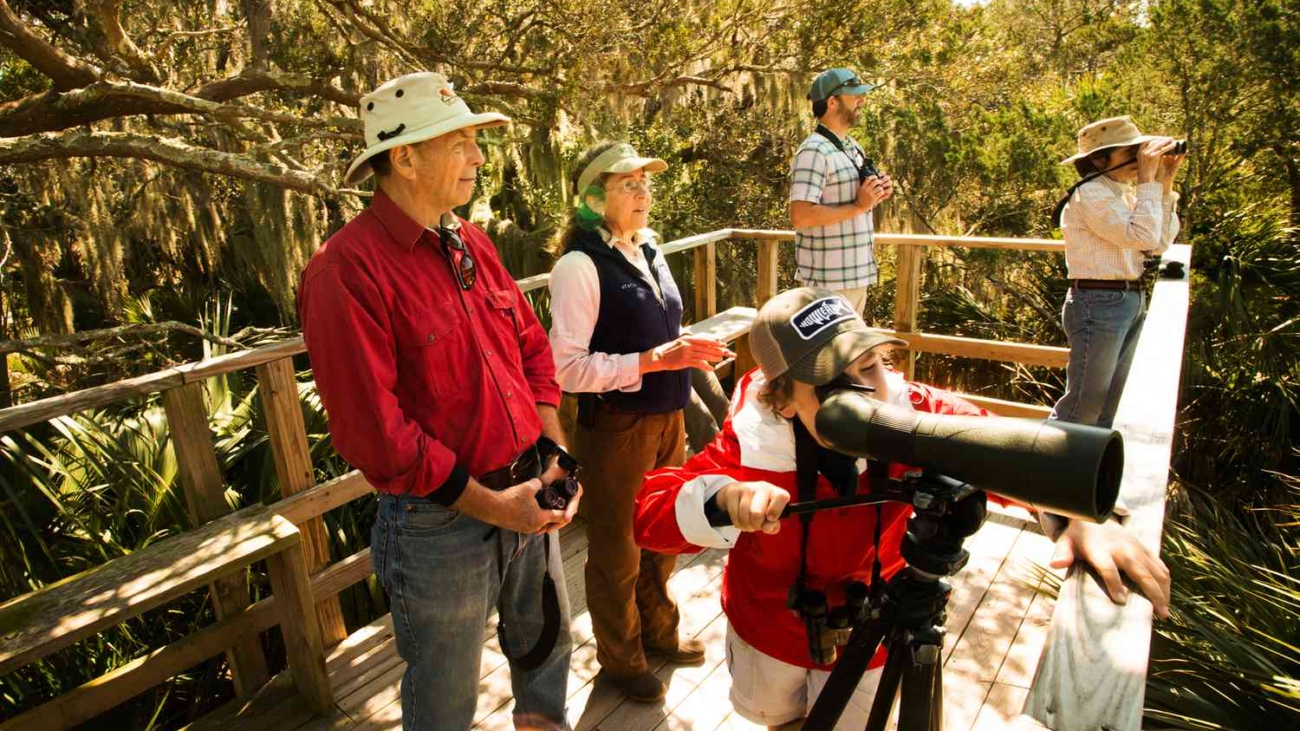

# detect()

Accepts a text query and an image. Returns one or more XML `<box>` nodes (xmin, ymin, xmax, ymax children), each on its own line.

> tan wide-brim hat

<box><xmin>1059</xmin><ymin>115</ymin><xmax>1158</xmax><ymax>166</ymax></box>
<box><xmin>750</xmin><ymin>288</ymin><xmax>908</xmax><ymax>386</ymax></box>
<box><xmin>575</xmin><ymin>142</ymin><xmax>668</xmax><ymax>197</ymax></box>
<box><xmin>344</xmin><ymin>72</ymin><xmax>510</xmax><ymax>186</ymax></box>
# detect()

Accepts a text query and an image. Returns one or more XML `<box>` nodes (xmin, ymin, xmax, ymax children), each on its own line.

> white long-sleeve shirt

<box><xmin>548</xmin><ymin>227</ymin><xmax>668</xmax><ymax>394</ymax></box>
<box><xmin>1062</xmin><ymin>178</ymin><xmax>1180</xmax><ymax>280</ymax></box>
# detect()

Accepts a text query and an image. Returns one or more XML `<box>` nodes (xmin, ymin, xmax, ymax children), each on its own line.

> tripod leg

<box><xmin>896</xmin><ymin>641</ymin><xmax>939</xmax><ymax>731</ymax></box>
<box><xmin>864</xmin><ymin>632</ymin><xmax>907</xmax><ymax>731</ymax></box>
<box><xmin>930</xmin><ymin>659</ymin><xmax>943</xmax><ymax>731</ymax></box>
<box><xmin>804</xmin><ymin>621</ymin><xmax>888</xmax><ymax>731</ymax></box>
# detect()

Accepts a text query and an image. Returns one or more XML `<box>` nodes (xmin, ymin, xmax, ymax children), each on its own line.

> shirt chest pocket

<box><xmin>392</xmin><ymin>304</ymin><xmax>466</xmax><ymax>403</ymax></box>
<box><xmin>484</xmin><ymin>288</ymin><xmax>525</xmax><ymax>369</ymax></box>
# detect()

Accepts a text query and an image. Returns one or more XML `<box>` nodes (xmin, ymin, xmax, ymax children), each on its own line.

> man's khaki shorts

<box><xmin>726</xmin><ymin>624</ymin><xmax>884</xmax><ymax>730</ymax></box>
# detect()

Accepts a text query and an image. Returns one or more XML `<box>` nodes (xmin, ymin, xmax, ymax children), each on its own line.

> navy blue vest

<box><xmin>568</xmin><ymin>229</ymin><xmax>690</xmax><ymax>414</ymax></box>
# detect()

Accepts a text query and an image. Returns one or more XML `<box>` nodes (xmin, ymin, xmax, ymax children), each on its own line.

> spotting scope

<box><xmin>815</xmin><ymin>390</ymin><xmax>1123</xmax><ymax>522</ymax></box>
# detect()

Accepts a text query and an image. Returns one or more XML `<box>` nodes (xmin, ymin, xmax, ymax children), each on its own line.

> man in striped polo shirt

<box><xmin>789</xmin><ymin>68</ymin><xmax>894</xmax><ymax>315</ymax></box>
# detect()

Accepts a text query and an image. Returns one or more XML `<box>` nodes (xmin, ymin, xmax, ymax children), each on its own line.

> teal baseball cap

<box><xmin>808</xmin><ymin>68</ymin><xmax>877</xmax><ymax>102</ymax></box>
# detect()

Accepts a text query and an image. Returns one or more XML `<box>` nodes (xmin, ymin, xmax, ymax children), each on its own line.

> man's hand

<box><xmin>1052</xmin><ymin>519</ymin><xmax>1171</xmax><ymax>618</ymax></box>
<box><xmin>855</xmin><ymin>175</ymin><xmax>889</xmax><ymax>212</ymax></box>
<box><xmin>716</xmin><ymin>481</ymin><xmax>790</xmax><ymax>533</ymax></box>
<box><xmin>456</xmin><ymin>478</ymin><xmax>569</xmax><ymax>534</ymax></box>
<box><xmin>875</xmin><ymin>172</ymin><xmax>894</xmax><ymax>202</ymax></box>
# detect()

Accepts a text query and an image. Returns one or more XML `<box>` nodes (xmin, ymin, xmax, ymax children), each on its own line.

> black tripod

<box><xmin>800</xmin><ymin>471</ymin><xmax>988</xmax><ymax>731</ymax></box>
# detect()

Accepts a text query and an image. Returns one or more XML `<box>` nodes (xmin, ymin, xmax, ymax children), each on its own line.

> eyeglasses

<box><xmin>607</xmin><ymin>178</ymin><xmax>653</xmax><ymax>196</ymax></box>
<box><xmin>439</xmin><ymin>225</ymin><xmax>477</xmax><ymax>291</ymax></box>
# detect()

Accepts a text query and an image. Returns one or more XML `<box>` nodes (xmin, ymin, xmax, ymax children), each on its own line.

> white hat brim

<box><xmin>1059</xmin><ymin>134</ymin><xmax>1158</xmax><ymax>166</ymax></box>
<box><xmin>606</xmin><ymin>156</ymin><xmax>668</xmax><ymax>175</ymax></box>
<box><xmin>344</xmin><ymin>111</ymin><xmax>510</xmax><ymax>186</ymax></box>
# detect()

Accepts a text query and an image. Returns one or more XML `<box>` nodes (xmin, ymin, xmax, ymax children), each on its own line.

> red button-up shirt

<box><xmin>298</xmin><ymin>190</ymin><xmax>561</xmax><ymax>499</ymax></box>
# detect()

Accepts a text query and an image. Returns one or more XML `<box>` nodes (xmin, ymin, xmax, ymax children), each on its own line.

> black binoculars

<box><xmin>536</xmin><ymin>474</ymin><xmax>580</xmax><ymax>511</ymax></box>
<box><xmin>1167</xmin><ymin>139</ymin><xmax>1188</xmax><ymax>156</ymax></box>
<box><xmin>790</xmin><ymin>581</ymin><xmax>871</xmax><ymax>665</ymax></box>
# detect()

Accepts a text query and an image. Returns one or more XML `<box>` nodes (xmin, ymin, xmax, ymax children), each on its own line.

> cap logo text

<box><xmin>791</xmin><ymin>297</ymin><xmax>854</xmax><ymax>340</ymax></box>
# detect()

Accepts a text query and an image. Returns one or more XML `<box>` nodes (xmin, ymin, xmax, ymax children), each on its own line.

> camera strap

<box><xmin>1051</xmin><ymin>158</ymin><xmax>1137</xmax><ymax>229</ymax></box>
<box><xmin>496</xmin><ymin>532</ymin><xmax>562</xmax><ymax>672</ymax></box>
<box><xmin>815</xmin><ymin>124</ymin><xmax>870</xmax><ymax>181</ymax></box>
<box><xmin>791</xmin><ymin>418</ymin><xmax>820</xmax><ymax>599</ymax></box>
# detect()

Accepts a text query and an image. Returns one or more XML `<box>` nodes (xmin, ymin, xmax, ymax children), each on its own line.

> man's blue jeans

<box><xmin>1051</xmin><ymin>287</ymin><xmax>1147</xmax><ymax>429</ymax></box>
<box><xmin>372</xmin><ymin>494</ymin><xmax>572</xmax><ymax>731</ymax></box>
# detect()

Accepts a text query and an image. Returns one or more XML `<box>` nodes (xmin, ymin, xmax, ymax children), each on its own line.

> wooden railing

<box><xmin>0</xmin><ymin>230</ymin><xmax>1189</xmax><ymax>731</ymax></box>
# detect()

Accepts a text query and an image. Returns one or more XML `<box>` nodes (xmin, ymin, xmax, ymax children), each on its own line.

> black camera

<box><xmin>1167</xmin><ymin>139</ymin><xmax>1188</xmax><ymax>156</ymax></box>
<box><xmin>859</xmin><ymin>157</ymin><xmax>881</xmax><ymax>183</ymax></box>
<box><xmin>533</xmin><ymin>436</ymin><xmax>581</xmax><ymax>511</ymax></box>
<box><xmin>536</xmin><ymin>474</ymin><xmax>580</xmax><ymax>511</ymax></box>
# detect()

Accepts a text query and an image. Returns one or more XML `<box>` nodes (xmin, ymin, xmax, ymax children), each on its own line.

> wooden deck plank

<box><xmin>196</xmin><ymin>505</ymin><xmax>1060</xmax><ymax>731</ymax></box>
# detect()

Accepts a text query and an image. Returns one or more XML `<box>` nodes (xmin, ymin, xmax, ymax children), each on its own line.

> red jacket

<box><xmin>633</xmin><ymin>368</ymin><xmax>992</xmax><ymax>670</ymax></box>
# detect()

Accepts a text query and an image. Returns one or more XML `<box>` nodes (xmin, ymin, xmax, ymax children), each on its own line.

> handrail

<box><xmin>0</xmin><ymin>228</ymin><xmax>1066</xmax><ymax>433</ymax></box>
<box><xmin>1023</xmin><ymin>244</ymin><xmax>1193</xmax><ymax>730</ymax></box>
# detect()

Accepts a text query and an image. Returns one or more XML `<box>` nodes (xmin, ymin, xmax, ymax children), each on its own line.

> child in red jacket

<box><xmin>633</xmin><ymin>287</ymin><xmax>1171</xmax><ymax>730</ymax></box>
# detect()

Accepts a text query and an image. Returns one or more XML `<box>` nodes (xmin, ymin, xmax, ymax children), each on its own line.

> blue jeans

<box><xmin>1051</xmin><ymin>287</ymin><xmax>1146</xmax><ymax>428</ymax></box>
<box><xmin>372</xmin><ymin>494</ymin><xmax>572</xmax><ymax>731</ymax></box>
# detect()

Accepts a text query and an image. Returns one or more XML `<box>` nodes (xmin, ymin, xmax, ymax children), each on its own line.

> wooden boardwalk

<box><xmin>186</xmin><ymin>504</ymin><xmax>1058</xmax><ymax>731</ymax></box>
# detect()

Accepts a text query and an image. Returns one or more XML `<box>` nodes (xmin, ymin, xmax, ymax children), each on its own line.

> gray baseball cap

<box><xmin>808</xmin><ymin>68</ymin><xmax>877</xmax><ymax>103</ymax></box>
<box><xmin>750</xmin><ymin>288</ymin><xmax>907</xmax><ymax>385</ymax></box>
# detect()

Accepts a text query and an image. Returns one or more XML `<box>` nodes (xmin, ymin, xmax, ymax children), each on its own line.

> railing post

<box><xmin>162</xmin><ymin>383</ymin><xmax>271</xmax><ymax>696</ymax></box>
<box><xmin>892</xmin><ymin>243</ymin><xmax>923</xmax><ymax>379</ymax></box>
<box><xmin>693</xmin><ymin>241</ymin><xmax>717</xmax><ymax>321</ymax></box>
<box><xmin>256</xmin><ymin>358</ymin><xmax>349</xmax><ymax>648</ymax></box>
<box><xmin>266</xmin><ymin>542</ymin><xmax>334</xmax><ymax>714</ymax></box>
<box><xmin>757</xmin><ymin>240</ymin><xmax>779</xmax><ymax>308</ymax></box>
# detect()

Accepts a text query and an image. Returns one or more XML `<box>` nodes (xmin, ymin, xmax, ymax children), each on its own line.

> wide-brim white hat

<box><xmin>345</xmin><ymin>72</ymin><xmax>510</xmax><ymax>186</ymax></box>
<box><xmin>1059</xmin><ymin>115</ymin><xmax>1158</xmax><ymax>165</ymax></box>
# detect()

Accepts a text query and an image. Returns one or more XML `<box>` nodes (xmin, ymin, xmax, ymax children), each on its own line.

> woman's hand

<box><xmin>1158</xmin><ymin>150</ymin><xmax>1185</xmax><ymax>195</ymax></box>
<box><xmin>640</xmin><ymin>336</ymin><xmax>734</xmax><ymax>374</ymax></box>
<box><xmin>1052</xmin><ymin>518</ymin><xmax>1171</xmax><ymax>618</ymax></box>
<box><xmin>1137</xmin><ymin>137</ymin><xmax>1177</xmax><ymax>184</ymax></box>
<box><xmin>716</xmin><ymin>481</ymin><xmax>790</xmax><ymax>533</ymax></box>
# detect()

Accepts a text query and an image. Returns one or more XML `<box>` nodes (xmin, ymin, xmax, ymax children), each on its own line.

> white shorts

<box><xmin>726</xmin><ymin>623</ymin><xmax>884</xmax><ymax>729</ymax></box>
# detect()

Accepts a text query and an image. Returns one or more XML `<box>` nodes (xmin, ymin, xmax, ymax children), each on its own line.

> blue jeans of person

<box><xmin>1050</xmin><ymin>287</ymin><xmax>1146</xmax><ymax>428</ymax></box>
<box><xmin>372</xmin><ymin>493</ymin><xmax>572</xmax><ymax>731</ymax></box>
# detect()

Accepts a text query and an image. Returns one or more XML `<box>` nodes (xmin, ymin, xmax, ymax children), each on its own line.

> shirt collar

<box><xmin>598</xmin><ymin>226</ymin><xmax>655</xmax><ymax>250</ymax></box>
<box><xmin>370</xmin><ymin>188</ymin><xmax>440</xmax><ymax>252</ymax></box>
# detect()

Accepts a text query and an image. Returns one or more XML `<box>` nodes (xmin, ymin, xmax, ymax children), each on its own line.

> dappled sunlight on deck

<box><xmin>187</xmin><ymin>504</ymin><xmax>1059</xmax><ymax>731</ymax></box>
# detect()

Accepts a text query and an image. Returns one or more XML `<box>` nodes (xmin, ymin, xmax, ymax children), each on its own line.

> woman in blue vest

<box><xmin>548</xmin><ymin>141</ymin><xmax>733</xmax><ymax>702</ymax></box>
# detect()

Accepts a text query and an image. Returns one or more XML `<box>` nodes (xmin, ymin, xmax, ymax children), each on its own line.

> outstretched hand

<box><xmin>1052</xmin><ymin>518</ymin><xmax>1171</xmax><ymax>618</ymax></box>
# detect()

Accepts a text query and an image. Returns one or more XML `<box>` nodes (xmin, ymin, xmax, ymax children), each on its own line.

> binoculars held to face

<box><xmin>1166</xmin><ymin>139</ymin><xmax>1188</xmax><ymax>156</ymax></box>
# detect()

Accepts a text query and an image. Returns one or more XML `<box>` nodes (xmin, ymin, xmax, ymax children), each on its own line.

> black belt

<box><xmin>478</xmin><ymin>444</ymin><xmax>542</xmax><ymax>491</ymax></box>
<box><xmin>1072</xmin><ymin>279</ymin><xmax>1144</xmax><ymax>291</ymax></box>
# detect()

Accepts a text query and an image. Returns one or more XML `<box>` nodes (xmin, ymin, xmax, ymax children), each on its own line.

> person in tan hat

<box><xmin>631</xmin><ymin>287</ymin><xmax>1171</xmax><ymax>731</ymax></box>
<box><xmin>1052</xmin><ymin>115</ymin><xmax>1184</xmax><ymax>428</ymax></box>
<box><xmin>547</xmin><ymin>141</ymin><xmax>733</xmax><ymax>702</ymax></box>
<box><xmin>299</xmin><ymin>72</ymin><xmax>579</xmax><ymax>731</ymax></box>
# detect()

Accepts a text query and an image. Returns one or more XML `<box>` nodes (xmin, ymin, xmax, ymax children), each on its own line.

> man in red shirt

<box><xmin>299</xmin><ymin>72</ymin><xmax>581</xmax><ymax>731</ymax></box>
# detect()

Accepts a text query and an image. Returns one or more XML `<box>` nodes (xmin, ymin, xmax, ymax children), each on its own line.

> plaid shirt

<box><xmin>1062</xmin><ymin>178</ymin><xmax>1179</xmax><ymax>280</ymax></box>
<box><xmin>789</xmin><ymin>130</ymin><xmax>878</xmax><ymax>288</ymax></box>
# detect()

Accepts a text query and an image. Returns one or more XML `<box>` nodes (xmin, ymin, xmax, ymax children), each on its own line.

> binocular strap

<box><xmin>495</xmin><ymin>531</ymin><xmax>562</xmax><ymax>672</ymax></box>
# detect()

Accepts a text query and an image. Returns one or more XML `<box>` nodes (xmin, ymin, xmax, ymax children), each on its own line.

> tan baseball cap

<box><xmin>575</xmin><ymin>142</ymin><xmax>667</xmax><ymax>197</ymax></box>
<box><xmin>1059</xmin><ymin>115</ymin><xmax>1158</xmax><ymax>166</ymax></box>
<box><xmin>749</xmin><ymin>288</ymin><xmax>908</xmax><ymax>385</ymax></box>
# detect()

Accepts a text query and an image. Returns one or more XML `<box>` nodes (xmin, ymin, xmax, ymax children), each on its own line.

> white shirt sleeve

<box><xmin>547</xmin><ymin>251</ymin><xmax>644</xmax><ymax>394</ymax></box>
<box><xmin>1076</xmin><ymin>181</ymin><xmax>1165</xmax><ymax>251</ymax></box>
<box><xmin>674</xmin><ymin>474</ymin><xmax>742</xmax><ymax>548</ymax></box>
<box><xmin>1157</xmin><ymin>192</ymin><xmax>1180</xmax><ymax>254</ymax></box>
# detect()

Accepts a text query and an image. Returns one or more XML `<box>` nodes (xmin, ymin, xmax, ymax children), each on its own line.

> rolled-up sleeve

<box><xmin>299</xmin><ymin>263</ymin><xmax>457</xmax><ymax>498</ymax></box>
